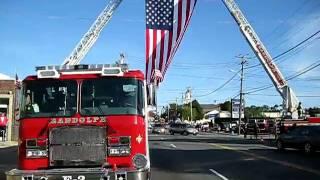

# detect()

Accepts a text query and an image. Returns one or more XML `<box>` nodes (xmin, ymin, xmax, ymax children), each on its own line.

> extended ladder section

<box><xmin>62</xmin><ymin>0</ymin><xmax>123</xmax><ymax>66</ymax></box>
<box><xmin>222</xmin><ymin>0</ymin><xmax>300</xmax><ymax>119</ymax></box>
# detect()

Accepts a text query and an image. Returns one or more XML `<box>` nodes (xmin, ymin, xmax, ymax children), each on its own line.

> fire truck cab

<box><xmin>6</xmin><ymin>63</ymin><xmax>150</xmax><ymax>180</ymax></box>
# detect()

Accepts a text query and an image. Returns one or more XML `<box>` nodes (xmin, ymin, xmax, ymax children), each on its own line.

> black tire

<box><xmin>183</xmin><ymin>131</ymin><xmax>189</xmax><ymax>136</ymax></box>
<box><xmin>277</xmin><ymin>140</ymin><xmax>284</xmax><ymax>151</ymax></box>
<box><xmin>304</xmin><ymin>142</ymin><xmax>313</xmax><ymax>154</ymax></box>
<box><xmin>170</xmin><ymin>131</ymin><xmax>174</xmax><ymax>135</ymax></box>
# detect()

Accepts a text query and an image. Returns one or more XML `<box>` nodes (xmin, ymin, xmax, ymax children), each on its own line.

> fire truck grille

<box><xmin>49</xmin><ymin>126</ymin><xmax>106</xmax><ymax>167</ymax></box>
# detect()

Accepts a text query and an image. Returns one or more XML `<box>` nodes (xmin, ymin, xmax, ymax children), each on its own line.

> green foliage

<box><xmin>244</xmin><ymin>105</ymin><xmax>280</xmax><ymax>118</ymax></box>
<box><xmin>220</xmin><ymin>101</ymin><xmax>231</xmax><ymax>112</ymax></box>
<box><xmin>308</xmin><ymin>107</ymin><xmax>320</xmax><ymax>117</ymax></box>
<box><xmin>160</xmin><ymin>99</ymin><xmax>204</xmax><ymax>121</ymax></box>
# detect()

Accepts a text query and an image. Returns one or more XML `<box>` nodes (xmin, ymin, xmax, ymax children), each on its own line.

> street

<box><xmin>149</xmin><ymin>133</ymin><xmax>320</xmax><ymax>180</ymax></box>
<box><xmin>1</xmin><ymin>133</ymin><xmax>320</xmax><ymax>180</ymax></box>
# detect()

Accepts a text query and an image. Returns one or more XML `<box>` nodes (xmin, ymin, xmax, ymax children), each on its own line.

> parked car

<box><xmin>257</xmin><ymin>119</ymin><xmax>267</xmax><ymax>132</ymax></box>
<box><xmin>230</xmin><ymin>121</ymin><xmax>238</xmax><ymax>132</ymax></box>
<box><xmin>277</xmin><ymin>125</ymin><xmax>320</xmax><ymax>153</ymax></box>
<box><xmin>169</xmin><ymin>123</ymin><xmax>198</xmax><ymax>135</ymax></box>
<box><xmin>152</xmin><ymin>124</ymin><xmax>166</xmax><ymax>134</ymax></box>
<box><xmin>245</xmin><ymin>119</ymin><xmax>259</xmax><ymax>134</ymax></box>
<box><xmin>201</xmin><ymin>123</ymin><xmax>210</xmax><ymax>132</ymax></box>
<box><xmin>257</xmin><ymin>119</ymin><xmax>276</xmax><ymax>133</ymax></box>
<box><xmin>148</xmin><ymin>123</ymin><xmax>153</xmax><ymax>133</ymax></box>
<box><xmin>234</xmin><ymin>122</ymin><xmax>246</xmax><ymax>134</ymax></box>
<box><xmin>266</xmin><ymin>120</ymin><xmax>276</xmax><ymax>134</ymax></box>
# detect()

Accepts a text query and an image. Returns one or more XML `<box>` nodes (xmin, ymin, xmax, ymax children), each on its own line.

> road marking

<box><xmin>211</xmin><ymin>143</ymin><xmax>320</xmax><ymax>176</ymax></box>
<box><xmin>170</xmin><ymin>143</ymin><xmax>177</xmax><ymax>148</ymax></box>
<box><xmin>209</xmin><ymin>169</ymin><xmax>229</xmax><ymax>180</ymax></box>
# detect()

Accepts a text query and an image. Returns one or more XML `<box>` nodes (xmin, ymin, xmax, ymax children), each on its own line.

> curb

<box><xmin>0</xmin><ymin>141</ymin><xmax>18</xmax><ymax>149</ymax></box>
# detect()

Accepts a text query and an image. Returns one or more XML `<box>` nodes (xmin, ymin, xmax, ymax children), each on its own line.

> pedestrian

<box><xmin>279</xmin><ymin>121</ymin><xmax>285</xmax><ymax>134</ymax></box>
<box><xmin>297</xmin><ymin>102</ymin><xmax>302</xmax><ymax>119</ymax></box>
<box><xmin>254</xmin><ymin>122</ymin><xmax>258</xmax><ymax>139</ymax></box>
<box><xmin>0</xmin><ymin>113</ymin><xmax>9</xmax><ymax>141</ymax></box>
<box><xmin>244</xmin><ymin>123</ymin><xmax>247</xmax><ymax>139</ymax></box>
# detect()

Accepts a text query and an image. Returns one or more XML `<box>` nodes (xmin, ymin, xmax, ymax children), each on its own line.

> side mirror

<box><xmin>14</xmin><ymin>87</ymin><xmax>22</xmax><ymax>121</ymax></box>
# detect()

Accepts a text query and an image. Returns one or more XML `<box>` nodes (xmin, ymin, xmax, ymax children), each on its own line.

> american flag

<box><xmin>15</xmin><ymin>73</ymin><xmax>21</xmax><ymax>89</ymax></box>
<box><xmin>145</xmin><ymin>0</ymin><xmax>197</xmax><ymax>85</ymax></box>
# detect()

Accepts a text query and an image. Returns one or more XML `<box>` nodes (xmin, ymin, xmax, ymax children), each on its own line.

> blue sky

<box><xmin>0</xmin><ymin>0</ymin><xmax>319</xmax><ymax>108</ymax></box>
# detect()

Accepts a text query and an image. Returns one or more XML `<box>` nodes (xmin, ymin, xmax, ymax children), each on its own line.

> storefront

<box><xmin>0</xmin><ymin>73</ymin><xmax>18</xmax><ymax>141</ymax></box>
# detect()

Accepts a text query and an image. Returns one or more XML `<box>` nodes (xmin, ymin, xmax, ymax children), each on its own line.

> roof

<box><xmin>201</xmin><ymin>104</ymin><xmax>221</xmax><ymax>113</ymax></box>
<box><xmin>0</xmin><ymin>73</ymin><xmax>14</xmax><ymax>80</ymax></box>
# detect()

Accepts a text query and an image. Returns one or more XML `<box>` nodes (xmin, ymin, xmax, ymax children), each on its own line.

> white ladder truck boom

<box><xmin>62</xmin><ymin>0</ymin><xmax>123</xmax><ymax>66</ymax></box>
<box><xmin>222</xmin><ymin>0</ymin><xmax>300</xmax><ymax>119</ymax></box>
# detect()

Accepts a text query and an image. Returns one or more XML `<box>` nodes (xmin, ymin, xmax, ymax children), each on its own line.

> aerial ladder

<box><xmin>62</xmin><ymin>0</ymin><xmax>122</xmax><ymax>66</ymax></box>
<box><xmin>222</xmin><ymin>0</ymin><xmax>300</xmax><ymax>119</ymax></box>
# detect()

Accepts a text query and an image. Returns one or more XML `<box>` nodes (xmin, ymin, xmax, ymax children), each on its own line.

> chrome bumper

<box><xmin>6</xmin><ymin>167</ymin><xmax>150</xmax><ymax>180</ymax></box>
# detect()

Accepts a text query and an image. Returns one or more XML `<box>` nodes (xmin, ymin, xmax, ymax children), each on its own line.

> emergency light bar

<box><xmin>37</xmin><ymin>69</ymin><xmax>60</xmax><ymax>79</ymax></box>
<box><xmin>35</xmin><ymin>63</ymin><xmax>128</xmax><ymax>78</ymax></box>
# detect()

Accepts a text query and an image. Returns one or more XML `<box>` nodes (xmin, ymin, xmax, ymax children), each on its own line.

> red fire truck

<box><xmin>6</xmin><ymin>63</ymin><xmax>151</xmax><ymax>180</ymax></box>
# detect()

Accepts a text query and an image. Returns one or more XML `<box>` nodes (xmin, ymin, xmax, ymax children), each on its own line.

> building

<box><xmin>262</xmin><ymin>111</ymin><xmax>282</xmax><ymax>118</ymax></box>
<box><xmin>0</xmin><ymin>73</ymin><xmax>18</xmax><ymax>141</ymax></box>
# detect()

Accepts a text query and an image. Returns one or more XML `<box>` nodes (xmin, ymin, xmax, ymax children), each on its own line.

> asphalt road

<box><xmin>149</xmin><ymin>133</ymin><xmax>320</xmax><ymax>180</ymax></box>
<box><xmin>0</xmin><ymin>146</ymin><xmax>17</xmax><ymax>180</ymax></box>
<box><xmin>1</xmin><ymin>133</ymin><xmax>320</xmax><ymax>180</ymax></box>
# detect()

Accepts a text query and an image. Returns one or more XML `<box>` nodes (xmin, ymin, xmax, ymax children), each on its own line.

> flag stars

<box><xmin>146</xmin><ymin>0</ymin><xmax>174</xmax><ymax>29</ymax></box>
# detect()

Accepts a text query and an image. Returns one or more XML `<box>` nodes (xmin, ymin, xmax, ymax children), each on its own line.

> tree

<box><xmin>160</xmin><ymin>103</ymin><xmax>178</xmax><ymax>120</ymax></box>
<box><xmin>221</xmin><ymin>101</ymin><xmax>231</xmax><ymax>112</ymax></box>
<box><xmin>308</xmin><ymin>107</ymin><xmax>320</xmax><ymax>117</ymax></box>
<box><xmin>192</xmin><ymin>100</ymin><xmax>203</xmax><ymax>120</ymax></box>
<box><xmin>160</xmin><ymin>99</ymin><xmax>204</xmax><ymax>121</ymax></box>
<box><xmin>245</xmin><ymin>105</ymin><xmax>264</xmax><ymax>118</ymax></box>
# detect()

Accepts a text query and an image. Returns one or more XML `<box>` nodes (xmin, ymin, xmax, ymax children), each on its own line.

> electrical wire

<box><xmin>245</xmin><ymin>29</ymin><xmax>320</xmax><ymax>70</ymax></box>
<box><xmin>193</xmin><ymin>70</ymin><xmax>241</xmax><ymax>97</ymax></box>
<box><xmin>245</xmin><ymin>59</ymin><xmax>320</xmax><ymax>94</ymax></box>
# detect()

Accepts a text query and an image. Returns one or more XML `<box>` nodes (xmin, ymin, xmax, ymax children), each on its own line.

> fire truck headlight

<box><xmin>108</xmin><ymin>147</ymin><xmax>130</xmax><ymax>156</ymax></box>
<box><xmin>26</xmin><ymin>149</ymin><xmax>48</xmax><ymax>158</ymax></box>
<box><xmin>132</xmin><ymin>154</ymin><xmax>148</xmax><ymax>169</ymax></box>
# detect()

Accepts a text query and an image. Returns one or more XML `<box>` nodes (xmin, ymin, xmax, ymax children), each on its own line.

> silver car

<box><xmin>169</xmin><ymin>123</ymin><xmax>198</xmax><ymax>135</ymax></box>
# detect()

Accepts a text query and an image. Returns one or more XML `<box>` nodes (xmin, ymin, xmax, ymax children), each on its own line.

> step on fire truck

<box><xmin>7</xmin><ymin>63</ymin><xmax>151</xmax><ymax>180</ymax></box>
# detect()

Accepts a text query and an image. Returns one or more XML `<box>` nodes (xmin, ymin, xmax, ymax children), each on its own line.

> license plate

<box><xmin>61</xmin><ymin>175</ymin><xmax>112</xmax><ymax>180</ymax></box>
<box><xmin>62</xmin><ymin>175</ymin><xmax>86</xmax><ymax>180</ymax></box>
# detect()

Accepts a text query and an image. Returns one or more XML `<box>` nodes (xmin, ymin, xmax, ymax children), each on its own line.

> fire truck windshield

<box><xmin>21</xmin><ymin>80</ymin><xmax>77</xmax><ymax>118</ymax></box>
<box><xmin>81</xmin><ymin>78</ymin><xmax>144</xmax><ymax>116</ymax></box>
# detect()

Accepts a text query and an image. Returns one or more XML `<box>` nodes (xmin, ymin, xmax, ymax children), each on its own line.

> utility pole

<box><xmin>167</xmin><ymin>104</ymin><xmax>170</xmax><ymax>121</ymax></box>
<box><xmin>175</xmin><ymin>97</ymin><xmax>178</xmax><ymax>119</ymax></box>
<box><xmin>238</xmin><ymin>55</ymin><xmax>247</xmax><ymax>135</ymax></box>
<box><xmin>187</xmin><ymin>87</ymin><xmax>193</xmax><ymax>122</ymax></box>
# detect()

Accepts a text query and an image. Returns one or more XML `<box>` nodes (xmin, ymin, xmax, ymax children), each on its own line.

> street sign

<box><xmin>231</xmin><ymin>99</ymin><xmax>244</xmax><ymax>119</ymax></box>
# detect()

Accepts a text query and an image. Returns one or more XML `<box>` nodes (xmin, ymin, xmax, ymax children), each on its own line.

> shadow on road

<box><xmin>150</xmin><ymin>145</ymin><xmax>320</xmax><ymax>180</ymax></box>
<box><xmin>150</xmin><ymin>148</ymin><xmax>239</xmax><ymax>175</ymax></box>
<box><xmin>150</xmin><ymin>136</ymin><xmax>276</xmax><ymax>146</ymax></box>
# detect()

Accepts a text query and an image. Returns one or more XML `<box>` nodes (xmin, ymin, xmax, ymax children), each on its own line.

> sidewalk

<box><xmin>200</xmin><ymin>131</ymin><xmax>277</xmax><ymax>146</ymax></box>
<box><xmin>0</xmin><ymin>141</ymin><xmax>18</xmax><ymax>148</ymax></box>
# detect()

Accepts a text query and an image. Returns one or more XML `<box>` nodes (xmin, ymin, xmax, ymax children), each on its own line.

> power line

<box><xmin>249</xmin><ymin>93</ymin><xmax>320</xmax><ymax>98</ymax></box>
<box><xmin>194</xmin><ymin>69</ymin><xmax>241</xmax><ymax>97</ymax></box>
<box><xmin>264</xmin><ymin>0</ymin><xmax>310</xmax><ymax>41</ymax></box>
<box><xmin>245</xmin><ymin>59</ymin><xmax>320</xmax><ymax>94</ymax></box>
<box><xmin>286</xmin><ymin>60</ymin><xmax>320</xmax><ymax>80</ymax></box>
<box><xmin>245</xmin><ymin>29</ymin><xmax>320</xmax><ymax>70</ymax></box>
